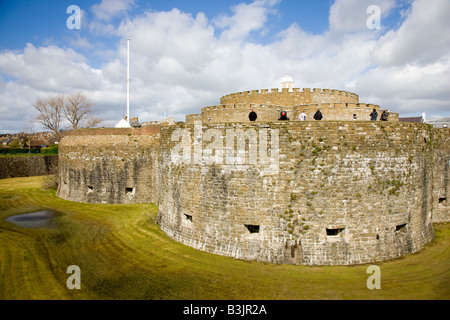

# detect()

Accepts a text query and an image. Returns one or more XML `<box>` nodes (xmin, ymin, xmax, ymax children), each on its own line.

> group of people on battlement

<box><xmin>370</xmin><ymin>109</ymin><xmax>389</xmax><ymax>121</ymax></box>
<box><xmin>248</xmin><ymin>108</ymin><xmax>389</xmax><ymax>122</ymax></box>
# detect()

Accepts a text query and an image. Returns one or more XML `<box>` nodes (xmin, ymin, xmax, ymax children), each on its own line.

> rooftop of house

<box><xmin>399</xmin><ymin>117</ymin><xmax>424</xmax><ymax>123</ymax></box>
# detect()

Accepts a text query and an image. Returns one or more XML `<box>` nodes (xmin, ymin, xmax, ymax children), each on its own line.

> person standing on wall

<box><xmin>314</xmin><ymin>109</ymin><xmax>323</xmax><ymax>121</ymax></box>
<box><xmin>299</xmin><ymin>110</ymin><xmax>307</xmax><ymax>121</ymax></box>
<box><xmin>381</xmin><ymin>111</ymin><xmax>389</xmax><ymax>121</ymax></box>
<box><xmin>370</xmin><ymin>109</ymin><xmax>378</xmax><ymax>121</ymax></box>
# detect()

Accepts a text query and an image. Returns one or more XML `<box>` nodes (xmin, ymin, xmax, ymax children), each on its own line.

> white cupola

<box><xmin>281</xmin><ymin>73</ymin><xmax>294</xmax><ymax>91</ymax></box>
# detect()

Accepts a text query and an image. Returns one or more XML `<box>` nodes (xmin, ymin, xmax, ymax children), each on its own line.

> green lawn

<box><xmin>0</xmin><ymin>176</ymin><xmax>448</xmax><ymax>300</ymax></box>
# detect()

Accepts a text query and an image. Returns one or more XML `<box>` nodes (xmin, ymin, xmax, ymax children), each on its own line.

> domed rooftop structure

<box><xmin>281</xmin><ymin>73</ymin><xmax>294</xmax><ymax>91</ymax></box>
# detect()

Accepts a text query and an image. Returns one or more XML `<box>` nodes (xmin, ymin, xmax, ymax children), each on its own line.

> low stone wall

<box><xmin>57</xmin><ymin>127</ymin><xmax>161</xmax><ymax>204</ymax></box>
<box><xmin>0</xmin><ymin>155</ymin><xmax>58</xmax><ymax>179</ymax></box>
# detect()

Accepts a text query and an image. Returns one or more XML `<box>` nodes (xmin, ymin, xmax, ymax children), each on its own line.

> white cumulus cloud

<box><xmin>0</xmin><ymin>0</ymin><xmax>449</xmax><ymax>133</ymax></box>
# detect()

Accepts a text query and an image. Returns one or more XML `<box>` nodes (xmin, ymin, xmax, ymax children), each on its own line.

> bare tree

<box><xmin>34</xmin><ymin>95</ymin><xmax>64</xmax><ymax>140</ymax></box>
<box><xmin>84</xmin><ymin>116</ymin><xmax>103</xmax><ymax>128</ymax></box>
<box><xmin>63</xmin><ymin>92</ymin><xmax>94</xmax><ymax>130</ymax></box>
<box><xmin>34</xmin><ymin>93</ymin><xmax>102</xmax><ymax>139</ymax></box>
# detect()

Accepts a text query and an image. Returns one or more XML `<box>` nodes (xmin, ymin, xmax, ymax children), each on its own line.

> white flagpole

<box><xmin>126</xmin><ymin>38</ymin><xmax>130</xmax><ymax>125</ymax></box>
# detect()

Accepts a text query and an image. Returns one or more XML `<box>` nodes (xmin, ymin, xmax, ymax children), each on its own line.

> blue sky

<box><xmin>0</xmin><ymin>0</ymin><xmax>408</xmax><ymax>50</ymax></box>
<box><xmin>0</xmin><ymin>0</ymin><xmax>334</xmax><ymax>67</ymax></box>
<box><xmin>0</xmin><ymin>0</ymin><xmax>449</xmax><ymax>133</ymax></box>
<box><xmin>0</xmin><ymin>1</ymin><xmax>329</xmax><ymax>48</ymax></box>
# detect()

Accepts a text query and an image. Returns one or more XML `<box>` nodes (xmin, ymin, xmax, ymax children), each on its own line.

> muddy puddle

<box><xmin>5</xmin><ymin>210</ymin><xmax>61</xmax><ymax>229</ymax></box>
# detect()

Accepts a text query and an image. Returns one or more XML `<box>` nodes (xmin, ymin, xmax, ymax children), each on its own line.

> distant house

<box><xmin>0</xmin><ymin>137</ymin><xmax>12</xmax><ymax>148</ymax></box>
<box><xmin>29</xmin><ymin>139</ymin><xmax>50</xmax><ymax>149</ymax></box>
<box><xmin>1</xmin><ymin>138</ymin><xmax>17</xmax><ymax>148</ymax></box>
<box><xmin>399</xmin><ymin>116</ymin><xmax>424</xmax><ymax>123</ymax></box>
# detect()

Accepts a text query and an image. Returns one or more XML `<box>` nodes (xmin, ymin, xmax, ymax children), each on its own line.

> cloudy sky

<box><xmin>0</xmin><ymin>0</ymin><xmax>449</xmax><ymax>133</ymax></box>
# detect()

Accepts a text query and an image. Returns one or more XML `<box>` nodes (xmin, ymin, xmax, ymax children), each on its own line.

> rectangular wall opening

<box><xmin>439</xmin><ymin>197</ymin><xmax>447</xmax><ymax>203</ymax></box>
<box><xmin>245</xmin><ymin>225</ymin><xmax>260</xmax><ymax>234</ymax></box>
<box><xmin>184</xmin><ymin>214</ymin><xmax>193</xmax><ymax>222</ymax></box>
<box><xmin>395</xmin><ymin>223</ymin><xmax>408</xmax><ymax>233</ymax></box>
<box><xmin>326</xmin><ymin>227</ymin><xmax>345</xmax><ymax>236</ymax></box>
<box><xmin>125</xmin><ymin>187</ymin><xmax>135</xmax><ymax>196</ymax></box>
<box><xmin>87</xmin><ymin>186</ymin><xmax>94</xmax><ymax>192</ymax></box>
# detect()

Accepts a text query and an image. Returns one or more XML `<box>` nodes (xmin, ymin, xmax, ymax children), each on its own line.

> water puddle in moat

<box><xmin>5</xmin><ymin>210</ymin><xmax>61</xmax><ymax>229</ymax></box>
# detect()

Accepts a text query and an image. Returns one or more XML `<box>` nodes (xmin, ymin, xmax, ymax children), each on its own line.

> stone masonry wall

<box><xmin>220</xmin><ymin>88</ymin><xmax>359</xmax><ymax>106</ymax></box>
<box><xmin>430</xmin><ymin>129</ymin><xmax>450</xmax><ymax>223</ymax></box>
<box><xmin>157</xmin><ymin>122</ymin><xmax>445</xmax><ymax>265</ymax></box>
<box><xmin>57</xmin><ymin>126</ymin><xmax>161</xmax><ymax>204</ymax></box>
<box><xmin>0</xmin><ymin>155</ymin><xmax>57</xmax><ymax>179</ymax></box>
<box><xmin>56</xmin><ymin>119</ymin><xmax>448</xmax><ymax>266</ymax></box>
<box><xmin>199</xmin><ymin>103</ymin><xmax>399</xmax><ymax>124</ymax></box>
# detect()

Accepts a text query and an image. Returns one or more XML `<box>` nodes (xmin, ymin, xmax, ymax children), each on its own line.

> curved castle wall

<box><xmin>188</xmin><ymin>88</ymin><xmax>398</xmax><ymax>124</ymax></box>
<box><xmin>56</xmin><ymin>84</ymin><xmax>449</xmax><ymax>266</ymax></box>
<box><xmin>199</xmin><ymin>103</ymin><xmax>399</xmax><ymax>124</ymax></box>
<box><xmin>157</xmin><ymin>121</ymin><xmax>443</xmax><ymax>265</ymax></box>
<box><xmin>220</xmin><ymin>88</ymin><xmax>359</xmax><ymax>106</ymax></box>
<box><xmin>431</xmin><ymin>132</ymin><xmax>450</xmax><ymax>223</ymax></box>
<box><xmin>57</xmin><ymin>126</ymin><xmax>160</xmax><ymax>204</ymax></box>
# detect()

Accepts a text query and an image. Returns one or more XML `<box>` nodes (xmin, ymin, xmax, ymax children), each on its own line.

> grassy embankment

<box><xmin>0</xmin><ymin>176</ymin><xmax>448</xmax><ymax>300</ymax></box>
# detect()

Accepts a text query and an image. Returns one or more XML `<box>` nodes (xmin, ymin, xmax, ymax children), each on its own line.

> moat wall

<box><xmin>57</xmin><ymin>126</ymin><xmax>160</xmax><ymax>204</ymax></box>
<box><xmin>0</xmin><ymin>155</ymin><xmax>58</xmax><ymax>179</ymax></box>
<box><xmin>430</xmin><ymin>129</ymin><xmax>450</xmax><ymax>223</ymax></box>
<box><xmin>57</xmin><ymin>121</ymin><xmax>449</xmax><ymax>265</ymax></box>
<box><xmin>157</xmin><ymin>122</ymin><xmax>447</xmax><ymax>265</ymax></box>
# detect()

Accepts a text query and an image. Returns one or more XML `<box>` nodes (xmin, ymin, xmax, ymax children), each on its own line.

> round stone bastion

<box><xmin>57</xmin><ymin>121</ymin><xmax>449</xmax><ymax>266</ymax></box>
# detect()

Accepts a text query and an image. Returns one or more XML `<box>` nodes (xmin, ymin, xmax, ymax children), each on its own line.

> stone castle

<box><xmin>57</xmin><ymin>75</ymin><xmax>449</xmax><ymax>266</ymax></box>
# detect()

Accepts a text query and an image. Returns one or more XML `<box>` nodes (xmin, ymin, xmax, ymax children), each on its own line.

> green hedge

<box><xmin>0</xmin><ymin>144</ymin><xmax>58</xmax><ymax>155</ymax></box>
<box><xmin>0</xmin><ymin>148</ymin><xmax>41</xmax><ymax>155</ymax></box>
<box><xmin>41</xmin><ymin>144</ymin><xmax>58</xmax><ymax>155</ymax></box>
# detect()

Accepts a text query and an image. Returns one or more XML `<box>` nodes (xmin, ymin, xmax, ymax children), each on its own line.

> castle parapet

<box><xmin>200</xmin><ymin>100</ymin><xmax>393</xmax><ymax>123</ymax></box>
<box><xmin>220</xmin><ymin>88</ymin><xmax>359</xmax><ymax>106</ymax></box>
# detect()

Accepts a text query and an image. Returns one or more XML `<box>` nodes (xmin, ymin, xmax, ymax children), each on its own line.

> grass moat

<box><xmin>0</xmin><ymin>176</ymin><xmax>448</xmax><ymax>300</ymax></box>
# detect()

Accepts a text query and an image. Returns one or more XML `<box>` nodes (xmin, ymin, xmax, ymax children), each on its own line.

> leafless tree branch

<box><xmin>34</xmin><ymin>95</ymin><xmax>64</xmax><ymax>140</ymax></box>
<box><xmin>33</xmin><ymin>92</ymin><xmax>102</xmax><ymax>139</ymax></box>
<box><xmin>63</xmin><ymin>92</ymin><xmax>93</xmax><ymax>130</ymax></box>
